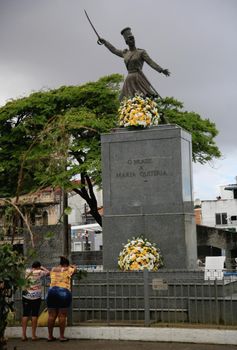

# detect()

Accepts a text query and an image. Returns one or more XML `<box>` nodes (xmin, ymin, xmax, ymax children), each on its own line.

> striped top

<box><xmin>50</xmin><ymin>266</ymin><xmax>75</xmax><ymax>290</ymax></box>
<box><xmin>24</xmin><ymin>268</ymin><xmax>48</xmax><ymax>300</ymax></box>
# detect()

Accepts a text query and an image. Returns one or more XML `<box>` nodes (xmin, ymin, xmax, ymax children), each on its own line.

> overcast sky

<box><xmin>0</xmin><ymin>0</ymin><xmax>236</xmax><ymax>200</ymax></box>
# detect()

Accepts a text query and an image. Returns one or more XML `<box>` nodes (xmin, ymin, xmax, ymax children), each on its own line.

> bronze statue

<box><xmin>99</xmin><ymin>27</ymin><xmax>170</xmax><ymax>100</ymax></box>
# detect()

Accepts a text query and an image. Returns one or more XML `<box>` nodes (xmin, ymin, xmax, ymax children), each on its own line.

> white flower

<box><xmin>118</xmin><ymin>236</ymin><xmax>163</xmax><ymax>271</ymax></box>
<box><xmin>118</xmin><ymin>95</ymin><xmax>159</xmax><ymax>128</ymax></box>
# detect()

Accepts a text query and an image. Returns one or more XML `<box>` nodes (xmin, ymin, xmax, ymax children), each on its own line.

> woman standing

<box><xmin>46</xmin><ymin>256</ymin><xmax>77</xmax><ymax>342</ymax></box>
<box><xmin>22</xmin><ymin>261</ymin><xmax>49</xmax><ymax>341</ymax></box>
<box><xmin>100</xmin><ymin>27</ymin><xmax>170</xmax><ymax>100</ymax></box>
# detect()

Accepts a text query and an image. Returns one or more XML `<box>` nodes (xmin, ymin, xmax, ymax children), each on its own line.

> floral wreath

<box><xmin>118</xmin><ymin>236</ymin><xmax>163</xmax><ymax>271</ymax></box>
<box><xmin>118</xmin><ymin>94</ymin><xmax>159</xmax><ymax>128</ymax></box>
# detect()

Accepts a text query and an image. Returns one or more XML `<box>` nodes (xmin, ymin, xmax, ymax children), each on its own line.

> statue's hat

<box><xmin>121</xmin><ymin>27</ymin><xmax>133</xmax><ymax>40</ymax></box>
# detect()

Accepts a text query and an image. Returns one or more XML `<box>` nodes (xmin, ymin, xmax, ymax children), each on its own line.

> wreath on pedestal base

<box><xmin>118</xmin><ymin>236</ymin><xmax>163</xmax><ymax>271</ymax></box>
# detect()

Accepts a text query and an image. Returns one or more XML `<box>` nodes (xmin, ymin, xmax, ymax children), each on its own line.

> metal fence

<box><xmin>13</xmin><ymin>269</ymin><xmax>237</xmax><ymax>326</ymax></box>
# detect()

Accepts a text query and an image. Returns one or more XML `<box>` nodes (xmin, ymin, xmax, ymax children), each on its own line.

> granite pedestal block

<box><xmin>101</xmin><ymin>125</ymin><xmax>197</xmax><ymax>269</ymax></box>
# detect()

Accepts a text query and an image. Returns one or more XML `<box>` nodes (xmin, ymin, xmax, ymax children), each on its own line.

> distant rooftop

<box><xmin>224</xmin><ymin>184</ymin><xmax>237</xmax><ymax>191</ymax></box>
<box><xmin>223</xmin><ymin>176</ymin><xmax>237</xmax><ymax>192</ymax></box>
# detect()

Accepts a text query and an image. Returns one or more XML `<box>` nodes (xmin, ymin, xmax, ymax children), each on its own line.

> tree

<box><xmin>0</xmin><ymin>75</ymin><xmax>221</xmax><ymax>227</ymax></box>
<box><xmin>157</xmin><ymin>97</ymin><xmax>221</xmax><ymax>164</ymax></box>
<box><xmin>0</xmin><ymin>244</ymin><xmax>26</xmax><ymax>349</ymax></box>
<box><xmin>0</xmin><ymin>74</ymin><xmax>122</xmax><ymax>227</ymax></box>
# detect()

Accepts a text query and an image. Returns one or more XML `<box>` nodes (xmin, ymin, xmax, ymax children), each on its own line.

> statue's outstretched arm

<box><xmin>142</xmin><ymin>50</ymin><xmax>170</xmax><ymax>76</ymax></box>
<box><xmin>100</xmin><ymin>39</ymin><xmax>123</xmax><ymax>58</ymax></box>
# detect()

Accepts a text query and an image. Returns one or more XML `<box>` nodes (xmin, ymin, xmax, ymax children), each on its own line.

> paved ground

<box><xmin>6</xmin><ymin>339</ymin><xmax>237</xmax><ymax>350</ymax></box>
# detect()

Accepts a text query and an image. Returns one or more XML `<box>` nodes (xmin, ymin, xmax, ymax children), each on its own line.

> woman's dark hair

<box><xmin>60</xmin><ymin>256</ymin><xmax>70</xmax><ymax>267</ymax></box>
<box><xmin>32</xmin><ymin>261</ymin><xmax>41</xmax><ymax>269</ymax></box>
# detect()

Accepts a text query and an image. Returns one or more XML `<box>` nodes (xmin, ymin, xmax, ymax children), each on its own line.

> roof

<box><xmin>224</xmin><ymin>184</ymin><xmax>237</xmax><ymax>191</ymax></box>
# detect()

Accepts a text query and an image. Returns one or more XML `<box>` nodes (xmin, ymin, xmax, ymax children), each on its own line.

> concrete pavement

<box><xmin>6</xmin><ymin>326</ymin><xmax>237</xmax><ymax>345</ymax></box>
<box><xmin>6</xmin><ymin>339</ymin><xmax>237</xmax><ymax>350</ymax></box>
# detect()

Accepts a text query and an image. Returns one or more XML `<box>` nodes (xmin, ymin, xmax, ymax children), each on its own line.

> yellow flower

<box><xmin>118</xmin><ymin>95</ymin><xmax>159</xmax><ymax>128</ymax></box>
<box><xmin>130</xmin><ymin>262</ymin><xmax>139</xmax><ymax>270</ymax></box>
<box><xmin>118</xmin><ymin>237</ymin><xmax>163</xmax><ymax>271</ymax></box>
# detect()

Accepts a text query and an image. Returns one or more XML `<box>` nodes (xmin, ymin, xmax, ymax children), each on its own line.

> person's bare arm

<box><xmin>40</xmin><ymin>266</ymin><xmax>50</xmax><ymax>276</ymax></box>
<box><xmin>69</xmin><ymin>264</ymin><xmax>77</xmax><ymax>275</ymax></box>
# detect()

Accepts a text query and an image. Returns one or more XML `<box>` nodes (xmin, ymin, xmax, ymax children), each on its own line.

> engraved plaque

<box><xmin>152</xmin><ymin>278</ymin><xmax>168</xmax><ymax>291</ymax></box>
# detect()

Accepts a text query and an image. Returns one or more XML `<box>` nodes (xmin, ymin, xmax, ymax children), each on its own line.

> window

<box><xmin>73</xmin><ymin>242</ymin><xmax>82</xmax><ymax>252</ymax></box>
<box><xmin>42</xmin><ymin>211</ymin><xmax>48</xmax><ymax>225</ymax></box>
<box><xmin>230</xmin><ymin>215</ymin><xmax>237</xmax><ymax>221</ymax></box>
<box><xmin>215</xmin><ymin>213</ymin><xmax>227</xmax><ymax>225</ymax></box>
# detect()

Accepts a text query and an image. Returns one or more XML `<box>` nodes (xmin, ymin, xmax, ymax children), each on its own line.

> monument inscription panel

<box><xmin>105</xmin><ymin>135</ymin><xmax>184</xmax><ymax>214</ymax></box>
<box><xmin>115</xmin><ymin>157</ymin><xmax>169</xmax><ymax>178</ymax></box>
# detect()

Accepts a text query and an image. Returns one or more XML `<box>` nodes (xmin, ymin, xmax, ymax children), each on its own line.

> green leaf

<box><xmin>64</xmin><ymin>207</ymin><xmax>72</xmax><ymax>215</ymax></box>
<box><xmin>43</xmin><ymin>231</ymin><xmax>55</xmax><ymax>240</ymax></box>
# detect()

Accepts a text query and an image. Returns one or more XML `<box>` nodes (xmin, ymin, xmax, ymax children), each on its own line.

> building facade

<box><xmin>195</xmin><ymin>178</ymin><xmax>237</xmax><ymax>268</ymax></box>
<box><xmin>0</xmin><ymin>184</ymin><xmax>103</xmax><ymax>257</ymax></box>
<box><xmin>68</xmin><ymin>187</ymin><xmax>103</xmax><ymax>226</ymax></box>
<box><xmin>201</xmin><ymin>178</ymin><xmax>237</xmax><ymax>232</ymax></box>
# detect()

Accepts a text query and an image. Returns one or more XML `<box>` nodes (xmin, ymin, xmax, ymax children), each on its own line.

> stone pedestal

<box><xmin>101</xmin><ymin>125</ymin><xmax>197</xmax><ymax>269</ymax></box>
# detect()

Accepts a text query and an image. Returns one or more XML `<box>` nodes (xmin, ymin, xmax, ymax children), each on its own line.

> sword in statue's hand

<box><xmin>84</xmin><ymin>9</ymin><xmax>103</xmax><ymax>45</ymax></box>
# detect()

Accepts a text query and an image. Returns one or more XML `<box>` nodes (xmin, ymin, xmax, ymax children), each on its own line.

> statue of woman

<box><xmin>100</xmin><ymin>27</ymin><xmax>170</xmax><ymax>100</ymax></box>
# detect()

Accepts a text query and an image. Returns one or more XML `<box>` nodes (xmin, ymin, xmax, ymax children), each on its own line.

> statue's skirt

<box><xmin>120</xmin><ymin>71</ymin><xmax>157</xmax><ymax>100</ymax></box>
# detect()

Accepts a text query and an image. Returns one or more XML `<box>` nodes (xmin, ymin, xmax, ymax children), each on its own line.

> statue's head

<box><xmin>121</xmin><ymin>27</ymin><xmax>135</xmax><ymax>47</ymax></box>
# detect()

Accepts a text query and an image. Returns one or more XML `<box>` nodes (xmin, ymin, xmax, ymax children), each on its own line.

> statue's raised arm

<box><xmin>99</xmin><ymin>38</ymin><xmax>123</xmax><ymax>58</ymax></box>
<box><xmin>100</xmin><ymin>27</ymin><xmax>170</xmax><ymax>100</ymax></box>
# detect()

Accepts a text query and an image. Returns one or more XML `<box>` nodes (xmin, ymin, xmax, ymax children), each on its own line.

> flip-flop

<box><xmin>21</xmin><ymin>338</ymin><xmax>28</xmax><ymax>342</ymax></box>
<box><xmin>60</xmin><ymin>338</ymin><xmax>69</xmax><ymax>342</ymax></box>
<box><xmin>47</xmin><ymin>337</ymin><xmax>57</xmax><ymax>342</ymax></box>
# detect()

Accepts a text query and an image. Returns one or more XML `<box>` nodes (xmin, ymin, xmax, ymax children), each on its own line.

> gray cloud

<box><xmin>0</xmin><ymin>0</ymin><xmax>236</xmax><ymax>198</ymax></box>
